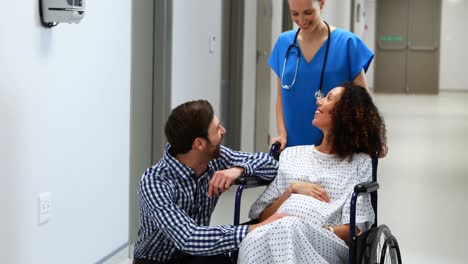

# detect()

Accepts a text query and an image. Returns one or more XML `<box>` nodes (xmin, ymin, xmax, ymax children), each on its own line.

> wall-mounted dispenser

<box><xmin>40</xmin><ymin>0</ymin><xmax>85</xmax><ymax>28</ymax></box>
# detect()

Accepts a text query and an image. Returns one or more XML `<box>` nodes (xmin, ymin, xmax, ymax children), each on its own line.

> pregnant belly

<box><xmin>276</xmin><ymin>194</ymin><xmax>341</xmax><ymax>226</ymax></box>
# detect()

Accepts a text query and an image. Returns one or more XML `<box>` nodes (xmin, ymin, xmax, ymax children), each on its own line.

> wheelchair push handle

<box><xmin>270</xmin><ymin>142</ymin><xmax>281</xmax><ymax>160</ymax></box>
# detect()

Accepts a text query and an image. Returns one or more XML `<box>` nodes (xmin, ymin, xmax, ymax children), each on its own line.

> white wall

<box><xmin>0</xmin><ymin>1</ymin><xmax>131</xmax><ymax>263</ymax></box>
<box><xmin>321</xmin><ymin>0</ymin><xmax>352</xmax><ymax>30</ymax></box>
<box><xmin>169</xmin><ymin>0</ymin><xmax>257</xmax><ymax>151</ymax></box>
<box><xmin>168</xmin><ymin>1</ymin><xmax>263</xmax><ymax>152</ymax></box>
<box><xmin>171</xmin><ymin>0</ymin><xmax>223</xmax><ymax>114</ymax></box>
<box><xmin>440</xmin><ymin>0</ymin><xmax>468</xmax><ymax>91</ymax></box>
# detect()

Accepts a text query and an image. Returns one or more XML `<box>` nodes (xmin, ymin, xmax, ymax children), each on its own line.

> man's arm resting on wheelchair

<box><xmin>259</xmin><ymin>181</ymin><xmax>330</xmax><ymax>222</ymax></box>
<box><xmin>208</xmin><ymin>167</ymin><xmax>245</xmax><ymax>197</ymax></box>
<box><xmin>208</xmin><ymin>146</ymin><xmax>279</xmax><ymax>197</ymax></box>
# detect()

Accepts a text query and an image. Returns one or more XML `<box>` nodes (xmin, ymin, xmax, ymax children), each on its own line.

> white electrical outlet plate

<box><xmin>38</xmin><ymin>192</ymin><xmax>52</xmax><ymax>225</ymax></box>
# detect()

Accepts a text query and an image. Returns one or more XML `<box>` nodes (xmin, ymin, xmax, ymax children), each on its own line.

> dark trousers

<box><xmin>133</xmin><ymin>253</ymin><xmax>232</xmax><ymax>264</ymax></box>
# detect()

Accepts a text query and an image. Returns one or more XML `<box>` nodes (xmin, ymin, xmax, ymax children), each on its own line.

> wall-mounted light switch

<box><xmin>209</xmin><ymin>35</ymin><xmax>216</xmax><ymax>53</ymax></box>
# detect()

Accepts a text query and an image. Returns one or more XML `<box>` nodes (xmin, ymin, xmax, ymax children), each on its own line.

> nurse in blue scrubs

<box><xmin>270</xmin><ymin>0</ymin><xmax>373</xmax><ymax>150</ymax></box>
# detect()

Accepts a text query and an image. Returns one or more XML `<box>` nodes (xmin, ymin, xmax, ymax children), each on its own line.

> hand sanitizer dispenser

<box><xmin>40</xmin><ymin>0</ymin><xmax>85</xmax><ymax>28</ymax></box>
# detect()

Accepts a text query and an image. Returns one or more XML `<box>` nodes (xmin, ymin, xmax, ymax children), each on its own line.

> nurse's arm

<box><xmin>353</xmin><ymin>70</ymin><xmax>369</xmax><ymax>90</ymax></box>
<box><xmin>272</xmin><ymin>78</ymin><xmax>288</xmax><ymax>150</ymax></box>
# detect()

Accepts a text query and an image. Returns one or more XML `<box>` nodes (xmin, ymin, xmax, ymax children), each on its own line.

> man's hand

<box><xmin>208</xmin><ymin>167</ymin><xmax>244</xmax><ymax>197</ymax></box>
<box><xmin>290</xmin><ymin>181</ymin><xmax>330</xmax><ymax>203</ymax></box>
<box><xmin>249</xmin><ymin>213</ymin><xmax>287</xmax><ymax>233</ymax></box>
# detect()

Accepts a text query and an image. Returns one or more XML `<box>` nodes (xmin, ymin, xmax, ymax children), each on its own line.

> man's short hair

<box><xmin>164</xmin><ymin>100</ymin><xmax>214</xmax><ymax>155</ymax></box>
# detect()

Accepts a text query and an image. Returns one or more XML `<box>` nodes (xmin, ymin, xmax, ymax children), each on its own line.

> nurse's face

<box><xmin>288</xmin><ymin>0</ymin><xmax>325</xmax><ymax>33</ymax></box>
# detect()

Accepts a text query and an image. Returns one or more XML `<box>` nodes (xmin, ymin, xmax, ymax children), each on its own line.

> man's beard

<box><xmin>207</xmin><ymin>142</ymin><xmax>221</xmax><ymax>159</ymax></box>
<box><xmin>206</xmin><ymin>137</ymin><xmax>222</xmax><ymax>159</ymax></box>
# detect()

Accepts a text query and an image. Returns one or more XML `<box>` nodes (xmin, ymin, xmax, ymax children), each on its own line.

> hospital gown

<box><xmin>238</xmin><ymin>145</ymin><xmax>375</xmax><ymax>264</ymax></box>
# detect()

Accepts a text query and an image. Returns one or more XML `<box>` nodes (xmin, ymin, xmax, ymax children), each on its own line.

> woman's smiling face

<box><xmin>312</xmin><ymin>86</ymin><xmax>345</xmax><ymax>132</ymax></box>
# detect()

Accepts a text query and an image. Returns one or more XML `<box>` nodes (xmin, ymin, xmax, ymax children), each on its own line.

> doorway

<box><xmin>254</xmin><ymin>0</ymin><xmax>273</xmax><ymax>152</ymax></box>
<box><xmin>221</xmin><ymin>0</ymin><xmax>245</xmax><ymax>150</ymax></box>
<box><xmin>374</xmin><ymin>0</ymin><xmax>441</xmax><ymax>94</ymax></box>
<box><xmin>129</xmin><ymin>0</ymin><xmax>172</xmax><ymax>255</ymax></box>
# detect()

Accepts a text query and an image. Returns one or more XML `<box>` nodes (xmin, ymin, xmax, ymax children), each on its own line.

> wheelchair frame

<box><xmin>233</xmin><ymin>144</ymin><xmax>402</xmax><ymax>264</ymax></box>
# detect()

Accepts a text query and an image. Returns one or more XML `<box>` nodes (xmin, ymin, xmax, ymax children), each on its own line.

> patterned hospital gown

<box><xmin>238</xmin><ymin>145</ymin><xmax>375</xmax><ymax>264</ymax></box>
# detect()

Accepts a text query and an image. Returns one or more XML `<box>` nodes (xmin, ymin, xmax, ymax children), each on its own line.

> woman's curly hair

<box><xmin>329</xmin><ymin>82</ymin><xmax>386</xmax><ymax>159</ymax></box>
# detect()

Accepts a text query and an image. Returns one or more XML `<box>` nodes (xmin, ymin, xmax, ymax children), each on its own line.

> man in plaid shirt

<box><xmin>133</xmin><ymin>100</ymin><xmax>285</xmax><ymax>264</ymax></box>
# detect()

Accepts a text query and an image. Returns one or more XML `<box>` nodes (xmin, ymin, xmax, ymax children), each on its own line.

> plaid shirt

<box><xmin>133</xmin><ymin>144</ymin><xmax>278</xmax><ymax>262</ymax></box>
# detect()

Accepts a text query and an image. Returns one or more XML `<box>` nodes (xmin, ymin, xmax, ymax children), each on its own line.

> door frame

<box><xmin>254</xmin><ymin>0</ymin><xmax>273</xmax><ymax>152</ymax></box>
<box><xmin>222</xmin><ymin>0</ymin><xmax>245</xmax><ymax>150</ymax></box>
<box><xmin>374</xmin><ymin>0</ymin><xmax>441</xmax><ymax>94</ymax></box>
<box><xmin>129</xmin><ymin>0</ymin><xmax>172</xmax><ymax>255</ymax></box>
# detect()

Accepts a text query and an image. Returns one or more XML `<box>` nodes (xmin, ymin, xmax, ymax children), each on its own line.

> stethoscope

<box><xmin>281</xmin><ymin>21</ymin><xmax>331</xmax><ymax>101</ymax></box>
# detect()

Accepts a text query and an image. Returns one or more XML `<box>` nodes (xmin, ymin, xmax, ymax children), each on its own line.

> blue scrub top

<box><xmin>269</xmin><ymin>28</ymin><xmax>374</xmax><ymax>147</ymax></box>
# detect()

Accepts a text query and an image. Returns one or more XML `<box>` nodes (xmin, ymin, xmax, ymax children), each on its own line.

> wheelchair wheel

<box><xmin>367</xmin><ymin>225</ymin><xmax>402</xmax><ymax>264</ymax></box>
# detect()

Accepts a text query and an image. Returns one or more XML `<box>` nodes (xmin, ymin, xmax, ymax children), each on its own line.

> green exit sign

<box><xmin>380</xmin><ymin>35</ymin><xmax>403</xmax><ymax>42</ymax></box>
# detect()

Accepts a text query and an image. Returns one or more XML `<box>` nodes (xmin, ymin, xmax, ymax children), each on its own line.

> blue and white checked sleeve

<box><xmin>140</xmin><ymin>177</ymin><xmax>249</xmax><ymax>255</ymax></box>
<box><xmin>211</xmin><ymin>146</ymin><xmax>278</xmax><ymax>180</ymax></box>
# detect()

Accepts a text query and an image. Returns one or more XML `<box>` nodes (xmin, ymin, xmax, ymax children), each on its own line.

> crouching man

<box><xmin>133</xmin><ymin>100</ymin><xmax>285</xmax><ymax>264</ymax></box>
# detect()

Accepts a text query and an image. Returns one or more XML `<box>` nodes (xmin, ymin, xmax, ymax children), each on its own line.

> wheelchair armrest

<box><xmin>235</xmin><ymin>176</ymin><xmax>273</xmax><ymax>189</ymax></box>
<box><xmin>354</xmin><ymin>181</ymin><xmax>379</xmax><ymax>193</ymax></box>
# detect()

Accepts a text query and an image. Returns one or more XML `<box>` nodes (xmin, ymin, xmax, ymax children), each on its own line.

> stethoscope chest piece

<box><xmin>314</xmin><ymin>89</ymin><xmax>325</xmax><ymax>101</ymax></box>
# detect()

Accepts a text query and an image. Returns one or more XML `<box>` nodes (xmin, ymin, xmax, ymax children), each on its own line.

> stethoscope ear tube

<box><xmin>317</xmin><ymin>21</ymin><xmax>331</xmax><ymax>100</ymax></box>
<box><xmin>281</xmin><ymin>28</ymin><xmax>302</xmax><ymax>90</ymax></box>
<box><xmin>281</xmin><ymin>44</ymin><xmax>300</xmax><ymax>89</ymax></box>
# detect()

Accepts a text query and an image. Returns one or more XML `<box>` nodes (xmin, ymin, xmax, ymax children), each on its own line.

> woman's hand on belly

<box><xmin>290</xmin><ymin>181</ymin><xmax>330</xmax><ymax>203</ymax></box>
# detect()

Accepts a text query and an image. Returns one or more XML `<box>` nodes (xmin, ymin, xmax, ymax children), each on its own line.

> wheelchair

<box><xmin>232</xmin><ymin>144</ymin><xmax>402</xmax><ymax>264</ymax></box>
